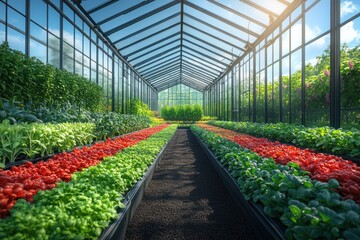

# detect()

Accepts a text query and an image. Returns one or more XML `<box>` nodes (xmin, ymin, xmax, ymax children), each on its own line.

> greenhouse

<box><xmin>0</xmin><ymin>0</ymin><xmax>359</xmax><ymax>239</ymax></box>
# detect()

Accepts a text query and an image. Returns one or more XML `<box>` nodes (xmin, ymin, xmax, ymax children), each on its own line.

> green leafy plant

<box><xmin>160</xmin><ymin>105</ymin><xmax>203</xmax><ymax>122</ymax></box>
<box><xmin>0</xmin><ymin>42</ymin><xmax>103</xmax><ymax>112</ymax></box>
<box><xmin>209</xmin><ymin>121</ymin><xmax>360</xmax><ymax>157</ymax></box>
<box><xmin>191</xmin><ymin>125</ymin><xmax>360</xmax><ymax>239</ymax></box>
<box><xmin>0</xmin><ymin>125</ymin><xmax>176</xmax><ymax>239</ymax></box>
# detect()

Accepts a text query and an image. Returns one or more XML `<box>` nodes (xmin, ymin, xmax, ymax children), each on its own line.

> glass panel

<box><xmin>290</xmin><ymin>49</ymin><xmax>302</xmax><ymax>124</ymax></box>
<box><xmin>0</xmin><ymin>23</ymin><xmax>5</xmax><ymax>43</ymax></box>
<box><xmin>340</xmin><ymin>17</ymin><xmax>360</xmax><ymax>129</ymax></box>
<box><xmin>48</xmin><ymin>34</ymin><xmax>60</xmax><ymax>68</ymax></box>
<box><xmin>8</xmin><ymin>7</ymin><xmax>25</xmax><ymax>31</ymax></box>
<box><xmin>30</xmin><ymin>22</ymin><xmax>46</xmax><ymax>43</ymax></box>
<box><xmin>305</xmin><ymin>0</ymin><xmax>330</xmax><ymax>43</ymax></box>
<box><xmin>305</xmin><ymin>34</ymin><xmax>330</xmax><ymax>126</ymax></box>
<box><xmin>340</xmin><ymin>0</ymin><xmax>360</xmax><ymax>23</ymax></box>
<box><xmin>31</xmin><ymin>0</ymin><xmax>47</xmax><ymax>26</ymax></box>
<box><xmin>282</xmin><ymin>56</ymin><xmax>290</xmax><ymax>123</ymax></box>
<box><xmin>0</xmin><ymin>2</ymin><xmax>5</xmax><ymax>21</ymax></box>
<box><xmin>30</xmin><ymin>39</ymin><xmax>46</xmax><ymax>63</ymax></box>
<box><xmin>48</xmin><ymin>6</ymin><xmax>60</xmax><ymax>37</ymax></box>
<box><xmin>8</xmin><ymin>28</ymin><xmax>25</xmax><ymax>52</ymax></box>
<box><xmin>8</xmin><ymin>0</ymin><xmax>25</xmax><ymax>14</ymax></box>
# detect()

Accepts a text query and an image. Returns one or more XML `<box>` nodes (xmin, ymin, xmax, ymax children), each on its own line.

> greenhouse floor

<box><xmin>124</xmin><ymin>128</ymin><xmax>256</xmax><ymax>240</ymax></box>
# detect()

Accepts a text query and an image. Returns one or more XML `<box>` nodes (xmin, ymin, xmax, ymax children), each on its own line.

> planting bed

<box><xmin>125</xmin><ymin>128</ymin><xmax>256</xmax><ymax>240</ymax></box>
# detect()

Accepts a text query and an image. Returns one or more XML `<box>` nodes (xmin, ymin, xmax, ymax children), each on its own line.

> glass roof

<box><xmin>75</xmin><ymin>0</ymin><xmax>297</xmax><ymax>92</ymax></box>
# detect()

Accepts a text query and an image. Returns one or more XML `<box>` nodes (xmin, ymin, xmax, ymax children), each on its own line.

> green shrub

<box><xmin>0</xmin><ymin>42</ymin><xmax>102</xmax><ymax>111</ymax></box>
<box><xmin>160</xmin><ymin>105</ymin><xmax>203</xmax><ymax>122</ymax></box>
<box><xmin>128</xmin><ymin>99</ymin><xmax>153</xmax><ymax>117</ymax></box>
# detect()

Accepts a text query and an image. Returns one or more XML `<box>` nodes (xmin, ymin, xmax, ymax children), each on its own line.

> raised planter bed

<box><xmin>99</xmin><ymin>140</ymin><xmax>170</xmax><ymax>240</ymax></box>
<box><xmin>190</xmin><ymin>128</ymin><xmax>286</xmax><ymax>240</ymax></box>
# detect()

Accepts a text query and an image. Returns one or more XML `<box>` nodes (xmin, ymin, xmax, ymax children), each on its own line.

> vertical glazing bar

<box><xmin>59</xmin><ymin>0</ymin><xmax>63</xmax><ymax>69</ymax></box>
<box><xmin>252</xmin><ymin>50</ymin><xmax>257</xmax><ymax>122</ymax></box>
<box><xmin>301</xmin><ymin>2</ymin><xmax>306</xmax><ymax>126</ymax></box>
<box><xmin>330</xmin><ymin>0</ymin><xmax>341</xmax><ymax>128</ymax></box>
<box><xmin>25</xmin><ymin>0</ymin><xmax>30</xmax><ymax>56</ymax></box>
<box><xmin>111</xmin><ymin>53</ymin><xmax>115</xmax><ymax>111</ymax></box>
<box><xmin>279</xmin><ymin>25</ymin><xmax>283</xmax><ymax>122</ymax></box>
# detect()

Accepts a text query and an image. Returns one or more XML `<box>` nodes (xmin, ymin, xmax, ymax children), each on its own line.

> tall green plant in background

<box><xmin>0</xmin><ymin>42</ymin><xmax>103</xmax><ymax>112</ymax></box>
<box><xmin>160</xmin><ymin>105</ymin><xmax>203</xmax><ymax>122</ymax></box>
<box><xmin>128</xmin><ymin>98</ymin><xmax>153</xmax><ymax>117</ymax></box>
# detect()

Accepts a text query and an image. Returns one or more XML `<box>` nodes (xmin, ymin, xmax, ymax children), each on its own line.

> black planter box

<box><xmin>98</xmin><ymin>141</ymin><xmax>169</xmax><ymax>240</ymax></box>
<box><xmin>190</xmin><ymin>129</ymin><xmax>286</xmax><ymax>240</ymax></box>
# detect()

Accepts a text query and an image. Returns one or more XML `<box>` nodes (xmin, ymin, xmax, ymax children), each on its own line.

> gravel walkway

<box><xmin>124</xmin><ymin>128</ymin><xmax>256</xmax><ymax>240</ymax></box>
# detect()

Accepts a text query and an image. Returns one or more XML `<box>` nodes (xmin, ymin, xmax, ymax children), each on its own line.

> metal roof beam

<box><xmin>134</xmin><ymin>46</ymin><xmax>180</xmax><ymax>68</ymax></box>
<box><xmin>239</xmin><ymin>0</ymin><xmax>280</xmax><ymax>18</ymax></box>
<box><xmin>87</xmin><ymin>0</ymin><xmax>119</xmax><ymax>15</ymax></box>
<box><xmin>182</xmin><ymin>55</ymin><xmax>222</xmax><ymax>74</ymax></box>
<box><xmin>146</xmin><ymin>65</ymin><xmax>181</xmax><ymax>80</ymax></box>
<box><xmin>183</xmin><ymin>38</ymin><xmax>233</xmax><ymax>62</ymax></box>
<box><xmin>142</xmin><ymin>58</ymin><xmax>181</xmax><ymax>76</ymax></box>
<box><xmin>105</xmin><ymin>0</ymin><xmax>179</xmax><ymax>35</ymax></box>
<box><xmin>126</xmin><ymin>34</ymin><xmax>180</xmax><ymax>58</ymax></box>
<box><xmin>153</xmin><ymin>75</ymin><xmax>181</xmax><ymax>86</ymax></box>
<box><xmin>137</xmin><ymin>50</ymin><xmax>181</xmax><ymax>71</ymax></box>
<box><xmin>182</xmin><ymin>72</ymin><xmax>213</xmax><ymax>84</ymax></box>
<box><xmin>207</xmin><ymin>0</ymin><xmax>268</xmax><ymax>28</ymax></box>
<box><xmin>184</xmin><ymin>1</ymin><xmax>259</xmax><ymax>38</ymax></box>
<box><xmin>182</xmin><ymin>62</ymin><xmax>218</xmax><ymax>78</ymax></box>
<box><xmin>184</xmin><ymin>13</ymin><xmax>248</xmax><ymax>45</ymax></box>
<box><xmin>152</xmin><ymin>73</ymin><xmax>181</xmax><ymax>85</ymax></box>
<box><xmin>182</xmin><ymin>50</ymin><xmax>224</xmax><ymax>71</ymax></box>
<box><xmin>149</xmin><ymin>68</ymin><xmax>180</xmax><ymax>81</ymax></box>
<box><xmin>181</xmin><ymin>78</ymin><xmax>207</xmax><ymax>90</ymax></box>
<box><xmin>119</xmin><ymin>23</ymin><xmax>180</xmax><ymax>51</ymax></box>
<box><xmin>129</xmin><ymin>38</ymin><xmax>180</xmax><ymax>63</ymax></box>
<box><xmin>97</xmin><ymin>1</ymin><xmax>156</xmax><ymax>25</ymax></box>
<box><xmin>183</xmin><ymin>31</ymin><xmax>238</xmax><ymax>58</ymax></box>
<box><xmin>113</xmin><ymin>13</ymin><xmax>181</xmax><ymax>44</ymax></box>
<box><xmin>139</xmin><ymin>54</ymin><xmax>180</xmax><ymax>72</ymax></box>
<box><xmin>182</xmin><ymin>65</ymin><xmax>214</xmax><ymax>80</ymax></box>
<box><xmin>182</xmin><ymin>59</ymin><xmax>219</xmax><ymax>77</ymax></box>
<box><xmin>184</xmin><ymin>24</ymin><xmax>245</xmax><ymax>52</ymax></box>
<box><xmin>183</xmin><ymin>45</ymin><xmax>228</xmax><ymax>67</ymax></box>
<box><xmin>143</xmin><ymin>62</ymin><xmax>181</xmax><ymax>79</ymax></box>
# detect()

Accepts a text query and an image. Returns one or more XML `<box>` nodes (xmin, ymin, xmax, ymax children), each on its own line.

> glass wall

<box><xmin>205</xmin><ymin>0</ymin><xmax>360</xmax><ymax>130</ymax></box>
<box><xmin>0</xmin><ymin>0</ymin><xmax>157</xmax><ymax>112</ymax></box>
<box><xmin>158</xmin><ymin>84</ymin><xmax>203</xmax><ymax>110</ymax></box>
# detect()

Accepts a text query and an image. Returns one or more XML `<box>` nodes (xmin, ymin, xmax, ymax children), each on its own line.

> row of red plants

<box><xmin>197</xmin><ymin>124</ymin><xmax>360</xmax><ymax>203</ymax></box>
<box><xmin>0</xmin><ymin>124</ymin><xmax>169</xmax><ymax>218</ymax></box>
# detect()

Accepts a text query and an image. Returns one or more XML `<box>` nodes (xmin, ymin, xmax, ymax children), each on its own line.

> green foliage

<box><xmin>0</xmin><ymin>42</ymin><xmax>102</xmax><ymax>111</ymax></box>
<box><xmin>0</xmin><ymin>99</ymin><xmax>42</xmax><ymax>124</ymax></box>
<box><xmin>160</xmin><ymin>105</ymin><xmax>203</xmax><ymax>122</ymax></box>
<box><xmin>92</xmin><ymin>113</ymin><xmax>151</xmax><ymax>140</ymax></box>
<box><xmin>0</xmin><ymin>121</ymin><xmax>95</xmax><ymax>166</ymax></box>
<box><xmin>128</xmin><ymin>99</ymin><xmax>153</xmax><ymax>117</ymax></box>
<box><xmin>191</xmin><ymin>125</ymin><xmax>360</xmax><ymax>239</ymax></box>
<box><xmin>209</xmin><ymin>121</ymin><xmax>360</xmax><ymax>157</ymax></box>
<box><xmin>0</xmin><ymin>125</ymin><xmax>176</xmax><ymax>239</ymax></box>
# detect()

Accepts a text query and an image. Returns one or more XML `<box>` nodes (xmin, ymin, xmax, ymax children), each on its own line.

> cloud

<box><xmin>341</xmin><ymin>21</ymin><xmax>360</xmax><ymax>44</ymax></box>
<box><xmin>282</xmin><ymin>23</ymin><xmax>326</xmax><ymax>53</ymax></box>
<box><xmin>341</xmin><ymin>1</ymin><xmax>358</xmax><ymax>17</ymax></box>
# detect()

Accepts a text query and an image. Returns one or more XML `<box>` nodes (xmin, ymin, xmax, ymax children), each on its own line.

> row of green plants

<box><xmin>0</xmin><ymin>125</ymin><xmax>177</xmax><ymax>239</ymax></box>
<box><xmin>230</xmin><ymin>44</ymin><xmax>359</xmax><ymax>128</ymax></box>
<box><xmin>0</xmin><ymin>121</ymin><xmax>94</xmax><ymax>167</ymax></box>
<box><xmin>160</xmin><ymin>105</ymin><xmax>203</xmax><ymax>122</ymax></box>
<box><xmin>0</xmin><ymin>113</ymin><xmax>152</xmax><ymax>166</ymax></box>
<box><xmin>0</xmin><ymin>42</ymin><xmax>103</xmax><ymax>111</ymax></box>
<box><xmin>209</xmin><ymin>121</ymin><xmax>360</xmax><ymax>157</ymax></box>
<box><xmin>191</xmin><ymin>125</ymin><xmax>360</xmax><ymax>239</ymax></box>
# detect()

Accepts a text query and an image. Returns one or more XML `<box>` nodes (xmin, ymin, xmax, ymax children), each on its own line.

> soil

<box><xmin>124</xmin><ymin>128</ymin><xmax>256</xmax><ymax>240</ymax></box>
